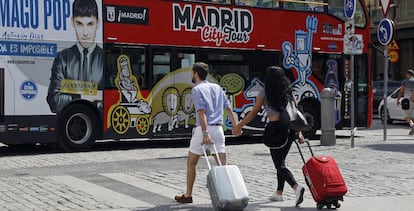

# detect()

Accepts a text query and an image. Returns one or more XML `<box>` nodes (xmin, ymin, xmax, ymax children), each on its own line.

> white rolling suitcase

<box><xmin>202</xmin><ymin>145</ymin><xmax>249</xmax><ymax>211</ymax></box>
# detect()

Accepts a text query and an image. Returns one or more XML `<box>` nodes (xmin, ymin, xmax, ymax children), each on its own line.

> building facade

<box><xmin>369</xmin><ymin>0</ymin><xmax>414</xmax><ymax>81</ymax></box>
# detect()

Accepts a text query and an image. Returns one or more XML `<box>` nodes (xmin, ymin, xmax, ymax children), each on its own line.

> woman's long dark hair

<box><xmin>264</xmin><ymin>66</ymin><xmax>293</xmax><ymax>112</ymax></box>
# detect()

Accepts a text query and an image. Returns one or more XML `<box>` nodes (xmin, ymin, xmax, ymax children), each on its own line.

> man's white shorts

<box><xmin>403</xmin><ymin>109</ymin><xmax>414</xmax><ymax>119</ymax></box>
<box><xmin>189</xmin><ymin>125</ymin><xmax>225</xmax><ymax>155</ymax></box>
<box><xmin>403</xmin><ymin>102</ymin><xmax>414</xmax><ymax>119</ymax></box>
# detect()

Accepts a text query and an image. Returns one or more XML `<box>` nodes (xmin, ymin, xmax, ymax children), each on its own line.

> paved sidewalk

<box><xmin>0</xmin><ymin>126</ymin><xmax>413</xmax><ymax>211</ymax></box>
<box><xmin>242</xmin><ymin>127</ymin><xmax>414</xmax><ymax>211</ymax></box>
<box><xmin>121</xmin><ymin>127</ymin><xmax>414</xmax><ymax>210</ymax></box>
<box><xmin>247</xmin><ymin>195</ymin><xmax>414</xmax><ymax>211</ymax></box>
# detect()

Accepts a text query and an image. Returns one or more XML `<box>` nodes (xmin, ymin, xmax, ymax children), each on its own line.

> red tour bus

<box><xmin>0</xmin><ymin>0</ymin><xmax>372</xmax><ymax>151</ymax></box>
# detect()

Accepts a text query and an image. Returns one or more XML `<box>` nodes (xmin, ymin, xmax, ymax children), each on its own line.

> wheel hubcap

<box><xmin>66</xmin><ymin>113</ymin><xmax>91</xmax><ymax>144</ymax></box>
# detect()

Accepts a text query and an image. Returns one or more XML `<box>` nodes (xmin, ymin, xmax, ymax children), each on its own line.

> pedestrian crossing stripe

<box><xmin>47</xmin><ymin>175</ymin><xmax>154</xmax><ymax>209</ymax></box>
<box><xmin>42</xmin><ymin>173</ymin><xmax>315</xmax><ymax>210</ymax></box>
<box><xmin>101</xmin><ymin>173</ymin><xmax>212</xmax><ymax>204</ymax></box>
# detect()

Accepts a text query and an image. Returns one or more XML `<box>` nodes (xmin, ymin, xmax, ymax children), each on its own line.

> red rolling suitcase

<box><xmin>295</xmin><ymin>140</ymin><xmax>347</xmax><ymax>209</ymax></box>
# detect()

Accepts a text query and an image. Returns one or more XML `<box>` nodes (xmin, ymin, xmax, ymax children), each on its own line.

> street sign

<box><xmin>388</xmin><ymin>39</ymin><xmax>399</xmax><ymax>50</ymax></box>
<box><xmin>344</xmin><ymin>0</ymin><xmax>356</xmax><ymax>20</ymax></box>
<box><xmin>388</xmin><ymin>51</ymin><xmax>399</xmax><ymax>63</ymax></box>
<box><xmin>345</xmin><ymin>19</ymin><xmax>355</xmax><ymax>35</ymax></box>
<box><xmin>344</xmin><ymin>34</ymin><xmax>363</xmax><ymax>55</ymax></box>
<box><xmin>377</xmin><ymin>19</ymin><xmax>394</xmax><ymax>46</ymax></box>
<box><xmin>380</xmin><ymin>0</ymin><xmax>392</xmax><ymax>17</ymax></box>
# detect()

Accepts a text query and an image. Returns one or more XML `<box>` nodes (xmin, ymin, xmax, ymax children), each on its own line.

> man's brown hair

<box><xmin>192</xmin><ymin>62</ymin><xmax>209</xmax><ymax>80</ymax></box>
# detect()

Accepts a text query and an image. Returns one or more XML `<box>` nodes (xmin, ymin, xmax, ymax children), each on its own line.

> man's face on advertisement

<box><xmin>72</xmin><ymin>16</ymin><xmax>99</xmax><ymax>49</ymax></box>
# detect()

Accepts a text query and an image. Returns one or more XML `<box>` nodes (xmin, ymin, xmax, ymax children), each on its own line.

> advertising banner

<box><xmin>0</xmin><ymin>0</ymin><xmax>103</xmax><ymax>115</ymax></box>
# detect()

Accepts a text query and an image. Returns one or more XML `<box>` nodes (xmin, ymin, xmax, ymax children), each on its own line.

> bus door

<box><xmin>312</xmin><ymin>53</ymin><xmax>370</xmax><ymax>129</ymax></box>
<box><xmin>310</xmin><ymin>53</ymin><xmax>343</xmax><ymax>129</ymax></box>
<box><xmin>336</xmin><ymin>54</ymin><xmax>370</xmax><ymax>128</ymax></box>
<box><xmin>353</xmin><ymin>54</ymin><xmax>370</xmax><ymax>127</ymax></box>
<box><xmin>104</xmin><ymin>45</ymin><xmax>150</xmax><ymax>138</ymax></box>
<box><xmin>198</xmin><ymin>49</ymin><xmax>262</xmax><ymax>133</ymax></box>
<box><xmin>0</xmin><ymin>68</ymin><xmax>4</xmax><ymax>121</ymax></box>
<box><xmin>150</xmin><ymin>47</ymin><xmax>196</xmax><ymax>137</ymax></box>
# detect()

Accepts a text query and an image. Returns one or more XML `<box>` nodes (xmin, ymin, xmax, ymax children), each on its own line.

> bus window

<box><xmin>212</xmin><ymin>0</ymin><xmax>231</xmax><ymax>3</ymax></box>
<box><xmin>236</xmin><ymin>0</ymin><xmax>279</xmax><ymax>7</ymax></box>
<box><xmin>131</xmin><ymin>53</ymin><xmax>147</xmax><ymax>89</ymax></box>
<box><xmin>283</xmin><ymin>0</ymin><xmax>311</xmax><ymax>11</ymax></box>
<box><xmin>235</xmin><ymin>0</ymin><xmax>247</xmax><ymax>6</ymax></box>
<box><xmin>152</xmin><ymin>51</ymin><xmax>171</xmax><ymax>85</ymax></box>
<box><xmin>328</xmin><ymin>0</ymin><xmax>366</xmax><ymax>27</ymax></box>
<box><xmin>313</xmin><ymin>4</ymin><xmax>326</xmax><ymax>13</ymax></box>
<box><xmin>105</xmin><ymin>46</ymin><xmax>147</xmax><ymax>89</ymax></box>
<box><xmin>184</xmin><ymin>0</ymin><xmax>231</xmax><ymax>4</ymax></box>
<box><xmin>283</xmin><ymin>0</ymin><xmax>326</xmax><ymax>11</ymax></box>
<box><xmin>178</xmin><ymin>53</ymin><xmax>195</xmax><ymax>69</ymax></box>
<box><xmin>201</xmin><ymin>52</ymin><xmax>249</xmax><ymax>85</ymax></box>
<box><xmin>255</xmin><ymin>0</ymin><xmax>280</xmax><ymax>8</ymax></box>
<box><xmin>312</xmin><ymin>53</ymin><xmax>342</xmax><ymax>84</ymax></box>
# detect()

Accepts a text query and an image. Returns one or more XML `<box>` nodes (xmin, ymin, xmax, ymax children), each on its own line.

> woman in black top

<box><xmin>234</xmin><ymin>66</ymin><xmax>305</xmax><ymax>206</ymax></box>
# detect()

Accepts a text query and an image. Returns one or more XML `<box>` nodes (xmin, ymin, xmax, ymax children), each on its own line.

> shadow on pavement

<box><xmin>0</xmin><ymin>136</ymin><xmax>261</xmax><ymax>157</ymax></box>
<box><xmin>136</xmin><ymin>203</ymin><xmax>314</xmax><ymax>211</ymax></box>
<box><xmin>0</xmin><ymin>140</ymin><xmax>193</xmax><ymax>157</ymax></box>
<box><xmin>364</xmin><ymin>143</ymin><xmax>414</xmax><ymax>154</ymax></box>
<box><xmin>137</xmin><ymin>204</ymin><xmax>212</xmax><ymax>211</ymax></box>
<box><xmin>247</xmin><ymin>201</ymin><xmax>318</xmax><ymax>211</ymax></box>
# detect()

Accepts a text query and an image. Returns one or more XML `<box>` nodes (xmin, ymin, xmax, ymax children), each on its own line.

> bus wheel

<box><xmin>111</xmin><ymin>106</ymin><xmax>130</xmax><ymax>134</ymax></box>
<box><xmin>58</xmin><ymin>105</ymin><xmax>98</xmax><ymax>152</ymax></box>
<box><xmin>136</xmin><ymin>116</ymin><xmax>150</xmax><ymax>135</ymax></box>
<box><xmin>301</xmin><ymin>107</ymin><xmax>319</xmax><ymax>139</ymax></box>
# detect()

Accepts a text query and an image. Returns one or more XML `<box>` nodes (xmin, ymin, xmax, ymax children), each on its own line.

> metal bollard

<box><xmin>321</xmin><ymin>88</ymin><xmax>336</xmax><ymax>146</ymax></box>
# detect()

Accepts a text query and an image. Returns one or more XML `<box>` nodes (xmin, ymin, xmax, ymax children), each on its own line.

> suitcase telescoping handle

<box><xmin>201</xmin><ymin>144</ymin><xmax>222</xmax><ymax>170</ymax></box>
<box><xmin>294</xmin><ymin>139</ymin><xmax>315</xmax><ymax>164</ymax></box>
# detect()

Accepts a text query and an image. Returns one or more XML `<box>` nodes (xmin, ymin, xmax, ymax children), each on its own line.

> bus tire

<box><xmin>301</xmin><ymin>105</ymin><xmax>320</xmax><ymax>139</ymax></box>
<box><xmin>57</xmin><ymin>104</ymin><xmax>98</xmax><ymax>152</ymax></box>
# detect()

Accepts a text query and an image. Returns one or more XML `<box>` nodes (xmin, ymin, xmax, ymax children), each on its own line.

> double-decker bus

<box><xmin>0</xmin><ymin>0</ymin><xmax>372</xmax><ymax>151</ymax></box>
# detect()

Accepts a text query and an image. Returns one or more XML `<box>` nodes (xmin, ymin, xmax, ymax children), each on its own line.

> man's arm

<box><xmin>397</xmin><ymin>85</ymin><xmax>405</xmax><ymax>106</ymax></box>
<box><xmin>197</xmin><ymin>109</ymin><xmax>213</xmax><ymax>144</ymax></box>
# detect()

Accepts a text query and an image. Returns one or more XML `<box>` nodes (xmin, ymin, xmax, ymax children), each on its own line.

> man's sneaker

<box><xmin>175</xmin><ymin>194</ymin><xmax>193</xmax><ymax>203</ymax></box>
<box><xmin>269</xmin><ymin>192</ymin><xmax>283</xmax><ymax>201</ymax></box>
<box><xmin>409</xmin><ymin>126</ymin><xmax>414</xmax><ymax>135</ymax></box>
<box><xmin>295</xmin><ymin>185</ymin><xmax>305</xmax><ymax>206</ymax></box>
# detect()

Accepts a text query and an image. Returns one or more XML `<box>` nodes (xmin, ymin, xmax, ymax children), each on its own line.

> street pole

<box><xmin>377</xmin><ymin>18</ymin><xmax>394</xmax><ymax>141</ymax></box>
<box><xmin>350</xmin><ymin>55</ymin><xmax>355</xmax><ymax>148</ymax></box>
<box><xmin>344</xmin><ymin>0</ymin><xmax>357</xmax><ymax>148</ymax></box>
<box><xmin>383</xmin><ymin>48</ymin><xmax>389</xmax><ymax>141</ymax></box>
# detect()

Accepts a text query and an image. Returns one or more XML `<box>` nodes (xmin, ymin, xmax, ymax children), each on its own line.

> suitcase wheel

<box><xmin>317</xmin><ymin>203</ymin><xmax>324</xmax><ymax>209</ymax></box>
<box><xmin>333</xmin><ymin>201</ymin><xmax>341</xmax><ymax>208</ymax></box>
<box><xmin>316</xmin><ymin>200</ymin><xmax>341</xmax><ymax>209</ymax></box>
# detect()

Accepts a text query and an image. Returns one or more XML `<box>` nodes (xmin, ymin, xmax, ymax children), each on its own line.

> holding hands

<box><xmin>232</xmin><ymin>123</ymin><xmax>243</xmax><ymax>137</ymax></box>
<box><xmin>233</xmin><ymin>122</ymin><xmax>305</xmax><ymax>144</ymax></box>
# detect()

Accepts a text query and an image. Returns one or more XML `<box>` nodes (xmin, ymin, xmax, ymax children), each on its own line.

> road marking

<box><xmin>101</xmin><ymin>173</ymin><xmax>211</xmax><ymax>204</ymax></box>
<box><xmin>48</xmin><ymin>175</ymin><xmax>154</xmax><ymax>209</ymax></box>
